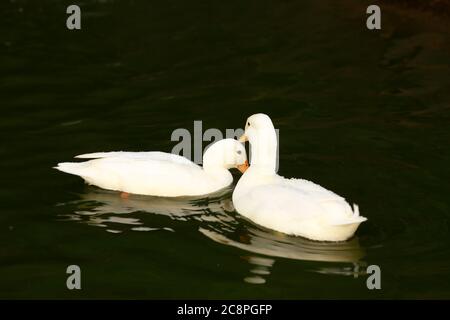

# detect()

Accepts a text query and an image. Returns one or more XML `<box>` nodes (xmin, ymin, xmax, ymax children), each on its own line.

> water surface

<box><xmin>1</xmin><ymin>0</ymin><xmax>450</xmax><ymax>298</ymax></box>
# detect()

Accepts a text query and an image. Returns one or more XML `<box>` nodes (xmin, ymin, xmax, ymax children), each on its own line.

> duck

<box><xmin>55</xmin><ymin>138</ymin><xmax>249</xmax><ymax>197</ymax></box>
<box><xmin>233</xmin><ymin>113</ymin><xmax>367</xmax><ymax>241</ymax></box>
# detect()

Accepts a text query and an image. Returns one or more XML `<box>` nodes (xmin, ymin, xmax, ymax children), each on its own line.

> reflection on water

<box><xmin>57</xmin><ymin>186</ymin><xmax>367</xmax><ymax>284</ymax></box>
<box><xmin>243</xmin><ymin>256</ymin><xmax>274</xmax><ymax>285</ymax></box>
<box><xmin>57</xmin><ymin>185</ymin><xmax>235</xmax><ymax>226</ymax></box>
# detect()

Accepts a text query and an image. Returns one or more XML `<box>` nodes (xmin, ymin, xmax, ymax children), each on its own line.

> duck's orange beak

<box><xmin>237</xmin><ymin>160</ymin><xmax>249</xmax><ymax>173</ymax></box>
<box><xmin>238</xmin><ymin>134</ymin><xmax>248</xmax><ymax>143</ymax></box>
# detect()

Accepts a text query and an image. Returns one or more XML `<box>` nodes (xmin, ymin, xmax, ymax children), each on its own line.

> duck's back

<box><xmin>233</xmin><ymin>172</ymin><xmax>363</xmax><ymax>240</ymax></box>
<box><xmin>56</xmin><ymin>152</ymin><xmax>213</xmax><ymax>197</ymax></box>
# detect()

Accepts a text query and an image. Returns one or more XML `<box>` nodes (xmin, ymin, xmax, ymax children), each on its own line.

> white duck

<box><xmin>55</xmin><ymin>138</ymin><xmax>248</xmax><ymax>197</ymax></box>
<box><xmin>233</xmin><ymin>114</ymin><xmax>367</xmax><ymax>241</ymax></box>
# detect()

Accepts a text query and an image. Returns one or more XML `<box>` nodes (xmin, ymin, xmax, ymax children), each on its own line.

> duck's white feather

<box><xmin>75</xmin><ymin>151</ymin><xmax>196</xmax><ymax>166</ymax></box>
<box><xmin>56</xmin><ymin>156</ymin><xmax>208</xmax><ymax>196</ymax></box>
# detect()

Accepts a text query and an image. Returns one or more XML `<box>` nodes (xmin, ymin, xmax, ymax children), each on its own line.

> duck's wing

<box><xmin>55</xmin><ymin>154</ymin><xmax>209</xmax><ymax>196</ymax></box>
<box><xmin>238</xmin><ymin>174</ymin><xmax>356</xmax><ymax>218</ymax></box>
<box><xmin>75</xmin><ymin>151</ymin><xmax>199</xmax><ymax>168</ymax></box>
<box><xmin>281</xmin><ymin>176</ymin><xmax>344</xmax><ymax>201</ymax></box>
<box><xmin>279</xmin><ymin>177</ymin><xmax>358</xmax><ymax>217</ymax></box>
<box><xmin>236</xmin><ymin>182</ymin><xmax>365</xmax><ymax>238</ymax></box>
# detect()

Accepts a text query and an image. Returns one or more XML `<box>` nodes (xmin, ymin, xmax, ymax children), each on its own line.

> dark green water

<box><xmin>1</xmin><ymin>0</ymin><xmax>450</xmax><ymax>299</ymax></box>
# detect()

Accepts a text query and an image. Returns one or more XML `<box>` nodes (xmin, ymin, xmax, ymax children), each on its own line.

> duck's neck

<box><xmin>203</xmin><ymin>164</ymin><xmax>233</xmax><ymax>186</ymax></box>
<box><xmin>203</xmin><ymin>153</ymin><xmax>233</xmax><ymax>186</ymax></box>
<box><xmin>250</xmin><ymin>128</ymin><xmax>277</xmax><ymax>175</ymax></box>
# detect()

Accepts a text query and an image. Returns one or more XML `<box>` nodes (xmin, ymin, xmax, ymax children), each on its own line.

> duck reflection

<box><xmin>57</xmin><ymin>185</ymin><xmax>235</xmax><ymax>231</ymax></box>
<box><xmin>200</xmin><ymin>217</ymin><xmax>366</xmax><ymax>284</ymax></box>
<box><xmin>57</xmin><ymin>186</ymin><xmax>366</xmax><ymax>283</ymax></box>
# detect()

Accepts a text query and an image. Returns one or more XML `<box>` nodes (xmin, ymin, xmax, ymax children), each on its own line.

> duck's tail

<box><xmin>54</xmin><ymin>162</ymin><xmax>91</xmax><ymax>178</ymax></box>
<box><xmin>75</xmin><ymin>152</ymin><xmax>118</xmax><ymax>159</ymax></box>
<box><xmin>330</xmin><ymin>204</ymin><xmax>367</xmax><ymax>226</ymax></box>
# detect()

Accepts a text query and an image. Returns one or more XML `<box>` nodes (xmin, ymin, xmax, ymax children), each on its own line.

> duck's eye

<box><xmin>237</xmin><ymin>150</ymin><xmax>242</xmax><ymax>155</ymax></box>
<box><xmin>247</xmin><ymin>122</ymin><xmax>250</xmax><ymax>126</ymax></box>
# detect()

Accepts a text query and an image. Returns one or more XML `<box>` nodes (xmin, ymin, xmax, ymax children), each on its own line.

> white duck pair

<box><xmin>56</xmin><ymin>114</ymin><xmax>366</xmax><ymax>241</ymax></box>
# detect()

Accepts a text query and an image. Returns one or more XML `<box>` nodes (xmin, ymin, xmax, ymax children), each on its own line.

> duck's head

<box><xmin>238</xmin><ymin>113</ymin><xmax>277</xmax><ymax>173</ymax></box>
<box><xmin>203</xmin><ymin>138</ymin><xmax>249</xmax><ymax>173</ymax></box>
<box><xmin>238</xmin><ymin>113</ymin><xmax>275</xmax><ymax>144</ymax></box>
